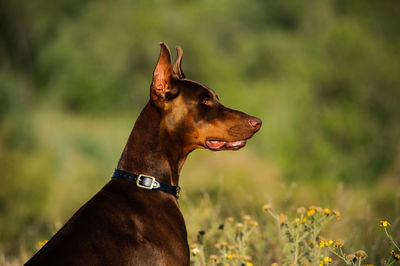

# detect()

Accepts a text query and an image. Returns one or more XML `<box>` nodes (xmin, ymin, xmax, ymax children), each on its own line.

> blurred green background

<box><xmin>1</xmin><ymin>0</ymin><xmax>399</xmax><ymax>264</ymax></box>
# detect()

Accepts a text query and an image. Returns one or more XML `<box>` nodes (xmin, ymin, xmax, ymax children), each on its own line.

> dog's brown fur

<box><xmin>25</xmin><ymin>43</ymin><xmax>261</xmax><ymax>265</ymax></box>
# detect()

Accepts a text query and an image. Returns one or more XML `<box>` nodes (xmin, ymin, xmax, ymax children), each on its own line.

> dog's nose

<box><xmin>248</xmin><ymin>117</ymin><xmax>262</xmax><ymax>131</ymax></box>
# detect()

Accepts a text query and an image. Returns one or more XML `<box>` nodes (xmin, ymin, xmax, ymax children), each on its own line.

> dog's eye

<box><xmin>201</xmin><ymin>98</ymin><xmax>213</xmax><ymax>106</ymax></box>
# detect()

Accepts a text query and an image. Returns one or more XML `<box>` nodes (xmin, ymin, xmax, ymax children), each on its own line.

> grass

<box><xmin>0</xmin><ymin>108</ymin><xmax>399</xmax><ymax>265</ymax></box>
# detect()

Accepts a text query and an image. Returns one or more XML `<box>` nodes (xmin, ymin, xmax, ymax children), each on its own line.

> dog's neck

<box><xmin>117</xmin><ymin>102</ymin><xmax>187</xmax><ymax>186</ymax></box>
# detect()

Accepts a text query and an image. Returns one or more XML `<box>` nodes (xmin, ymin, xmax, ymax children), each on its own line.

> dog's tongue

<box><xmin>206</xmin><ymin>140</ymin><xmax>226</xmax><ymax>150</ymax></box>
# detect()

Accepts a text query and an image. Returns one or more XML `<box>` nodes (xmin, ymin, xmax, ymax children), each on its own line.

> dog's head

<box><xmin>150</xmin><ymin>43</ymin><xmax>261</xmax><ymax>153</ymax></box>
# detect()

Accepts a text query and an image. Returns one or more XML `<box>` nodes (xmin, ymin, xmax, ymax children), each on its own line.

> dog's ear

<box><xmin>173</xmin><ymin>46</ymin><xmax>185</xmax><ymax>79</ymax></box>
<box><xmin>151</xmin><ymin>42</ymin><xmax>179</xmax><ymax>106</ymax></box>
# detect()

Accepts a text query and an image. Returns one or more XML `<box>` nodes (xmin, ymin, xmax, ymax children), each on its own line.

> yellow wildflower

<box><xmin>392</xmin><ymin>250</ymin><xmax>400</xmax><ymax>261</ymax></box>
<box><xmin>307</xmin><ymin>208</ymin><xmax>315</xmax><ymax>216</ymax></box>
<box><xmin>333</xmin><ymin>238</ymin><xmax>344</xmax><ymax>248</ymax></box>
<box><xmin>295</xmin><ymin>216</ymin><xmax>307</xmax><ymax>222</ymax></box>
<box><xmin>246</xmin><ymin>262</ymin><xmax>253</xmax><ymax>266</ymax></box>
<box><xmin>324</xmin><ymin>256</ymin><xmax>332</xmax><ymax>263</ymax></box>
<box><xmin>38</xmin><ymin>240</ymin><xmax>48</xmax><ymax>246</ymax></box>
<box><xmin>319</xmin><ymin>240</ymin><xmax>332</xmax><ymax>247</ymax></box>
<box><xmin>324</xmin><ymin>208</ymin><xmax>331</xmax><ymax>214</ymax></box>
<box><xmin>279</xmin><ymin>214</ymin><xmax>288</xmax><ymax>224</ymax></box>
<box><xmin>319</xmin><ymin>258</ymin><xmax>332</xmax><ymax>266</ymax></box>
<box><xmin>226</xmin><ymin>253</ymin><xmax>237</xmax><ymax>259</ymax></box>
<box><xmin>379</xmin><ymin>220</ymin><xmax>390</xmax><ymax>227</ymax></box>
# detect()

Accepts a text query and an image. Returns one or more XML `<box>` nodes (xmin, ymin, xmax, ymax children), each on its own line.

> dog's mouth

<box><xmin>205</xmin><ymin>139</ymin><xmax>247</xmax><ymax>151</ymax></box>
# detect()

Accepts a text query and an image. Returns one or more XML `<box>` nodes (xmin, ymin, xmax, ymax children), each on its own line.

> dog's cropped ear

<box><xmin>151</xmin><ymin>42</ymin><xmax>179</xmax><ymax>106</ymax></box>
<box><xmin>173</xmin><ymin>46</ymin><xmax>185</xmax><ymax>79</ymax></box>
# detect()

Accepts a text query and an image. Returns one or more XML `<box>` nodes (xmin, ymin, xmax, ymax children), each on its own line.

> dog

<box><xmin>25</xmin><ymin>43</ymin><xmax>262</xmax><ymax>265</ymax></box>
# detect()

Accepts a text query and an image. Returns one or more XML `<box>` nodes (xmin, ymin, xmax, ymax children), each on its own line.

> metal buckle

<box><xmin>176</xmin><ymin>187</ymin><xmax>181</xmax><ymax>198</ymax></box>
<box><xmin>136</xmin><ymin>175</ymin><xmax>156</xmax><ymax>189</ymax></box>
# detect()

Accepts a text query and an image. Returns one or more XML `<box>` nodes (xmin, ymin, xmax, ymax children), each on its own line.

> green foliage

<box><xmin>0</xmin><ymin>74</ymin><xmax>16</xmax><ymax>121</ymax></box>
<box><xmin>0</xmin><ymin>117</ymin><xmax>54</xmax><ymax>255</ymax></box>
<box><xmin>1</xmin><ymin>0</ymin><xmax>399</xmax><ymax>181</ymax></box>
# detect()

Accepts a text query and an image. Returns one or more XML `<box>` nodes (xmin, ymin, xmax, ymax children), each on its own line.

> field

<box><xmin>0</xmin><ymin>108</ymin><xmax>399</xmax><ymax>265</ymax></box>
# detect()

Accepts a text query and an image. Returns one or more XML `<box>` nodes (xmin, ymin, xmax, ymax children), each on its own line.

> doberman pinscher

<box><xmin>25</xmin><ymin>43</ymin><xmax>261</xmax><ymax>265</ymax></box>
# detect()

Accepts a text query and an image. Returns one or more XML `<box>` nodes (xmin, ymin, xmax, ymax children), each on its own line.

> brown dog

<box><xmin>25</xmin><ymin>43</ymin><xmax>261</xmax><ymax>265</ymax></box>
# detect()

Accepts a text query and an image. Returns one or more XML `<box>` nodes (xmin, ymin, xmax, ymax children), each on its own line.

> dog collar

<box><xmin>112</xmin><ymin>169</ymin><xmax>181</xmax><ymax>199</ymax></box>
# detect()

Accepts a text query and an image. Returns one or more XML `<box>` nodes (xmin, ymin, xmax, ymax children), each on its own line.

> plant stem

<box><xmin>386</xmin><ymin>258</ymin><xmax>395</xmax><ymax>266</ymax></box>
<box><xmin>293</xmin><ymin>232</ymin><xmax>299</xmax><ymax>265</ymax></box>
<box><xmin>328</xmin><ymin>248</ymin><xmax>346</xmax><ymax>261</ymax></box>
<box><xmin>385</xmin><ymin>227</ymin><xmax>400</xmax><ymax>251</ymax></box>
